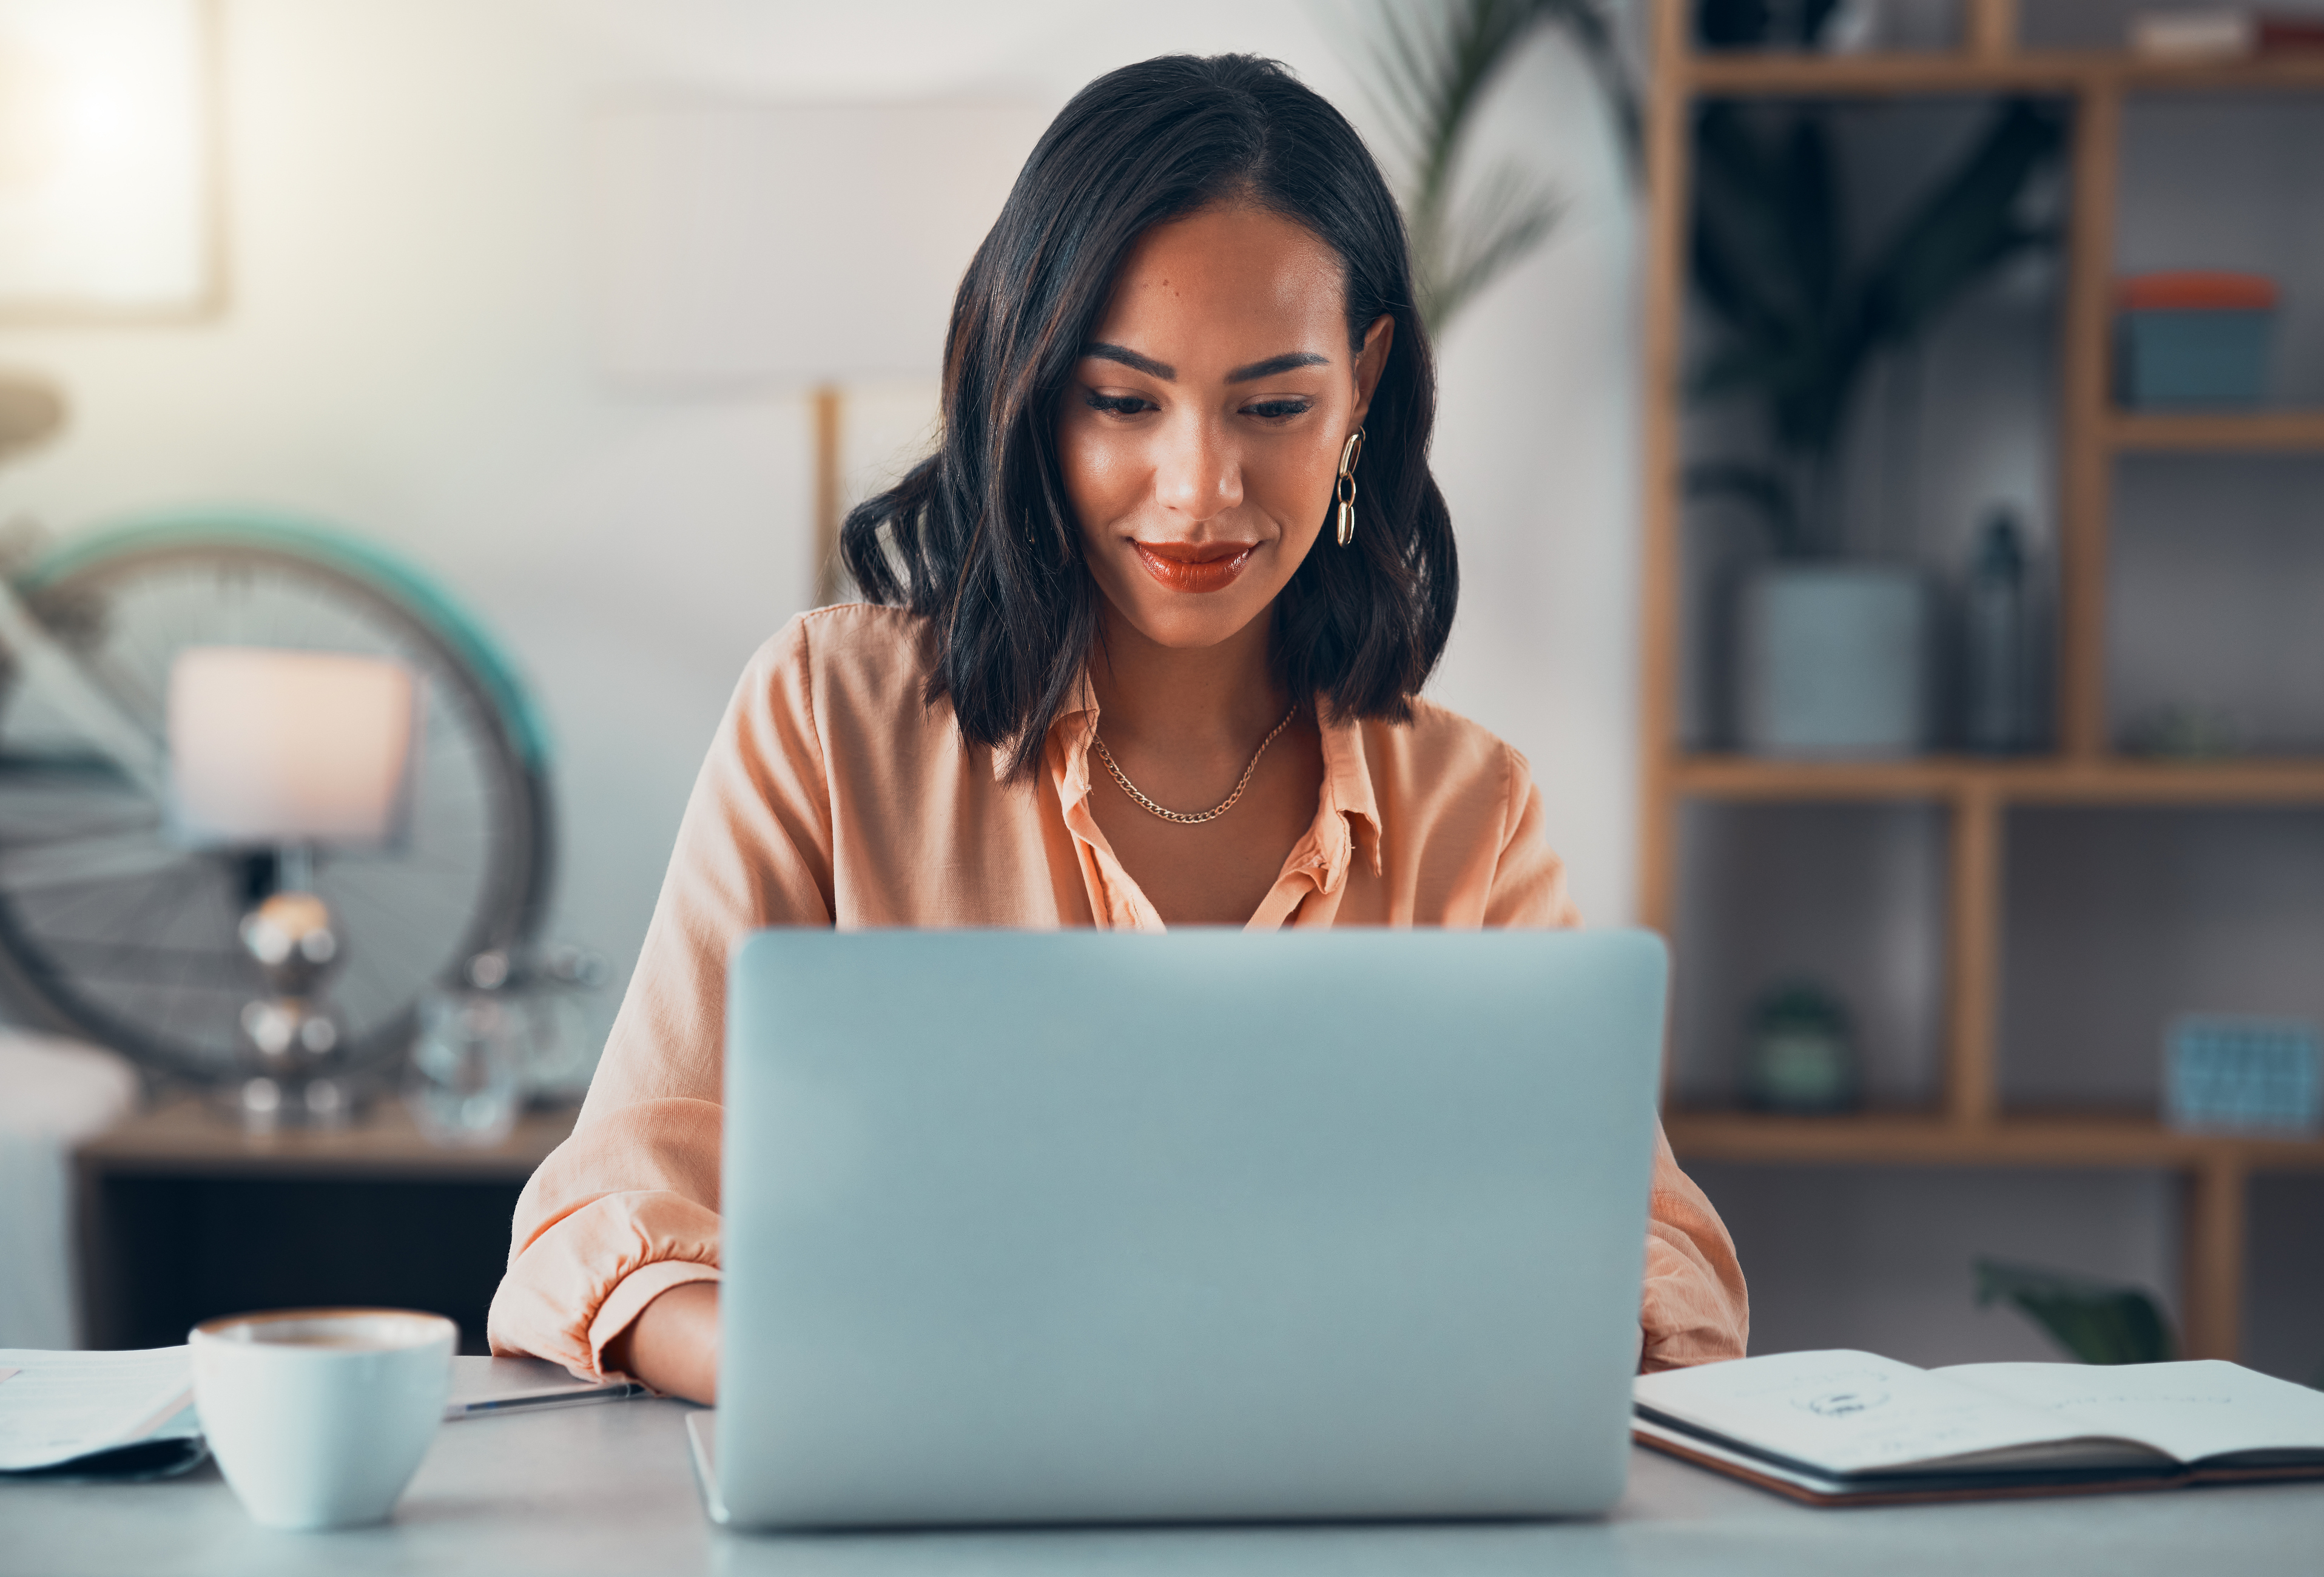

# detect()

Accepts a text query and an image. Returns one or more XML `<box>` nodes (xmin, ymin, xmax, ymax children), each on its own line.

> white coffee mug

<box><xmin>190</xmin><ymin>1308</ymin><xmax>456</xmax><ymax>1530</ymax></box>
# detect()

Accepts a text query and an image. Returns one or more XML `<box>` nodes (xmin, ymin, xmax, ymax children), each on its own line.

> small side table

<box><xmin>73</xmin><ymin>1097</ymin><xmax>578</xmax><ymax>1352</ymax></box>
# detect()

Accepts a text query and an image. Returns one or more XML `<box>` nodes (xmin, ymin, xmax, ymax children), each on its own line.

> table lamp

<box><xmin>167</xmin><ymin>645</ymin><xmax>417</xmax><ymax>1125</ymax></box>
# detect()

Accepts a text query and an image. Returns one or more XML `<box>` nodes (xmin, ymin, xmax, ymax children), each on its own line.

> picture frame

<box><xmin>0</xmin><ymin>0</ymin><xmax>223</xmax><ymax>322</ymax></box>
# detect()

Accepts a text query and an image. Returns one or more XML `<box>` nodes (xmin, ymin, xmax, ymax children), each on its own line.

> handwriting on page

<box><xmin>1942</xmin><ymin>1360</ymin><xmax>2324</xmax><ymax>1465</ymax></box>
<box><xmin>1637</xmin><ymin>1351</ymin><xmax>2082</xmax><ymax>1476</ymax></box>
<box><xmin>1799</xmin><ymin>1385</ymin><xmax>1890</xmax><ymax>1417</ymax></box>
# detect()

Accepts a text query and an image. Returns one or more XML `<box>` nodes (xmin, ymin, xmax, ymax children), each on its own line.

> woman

<box><xmin>489</xmin><ymin>54</ymin><xmax>1746</xmax><ymax>1403</ymax></box>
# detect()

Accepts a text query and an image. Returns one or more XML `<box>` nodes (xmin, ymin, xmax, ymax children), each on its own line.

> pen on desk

<box><xmin>445</xmin><ymin>1381</ymin><xmax>647</xmax><ymax>1420</ymax></box>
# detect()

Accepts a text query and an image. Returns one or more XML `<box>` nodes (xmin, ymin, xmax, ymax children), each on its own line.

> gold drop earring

<box><xmin>1335</xmin><ymin>428</ymin><xmax>1366</xmax><ymax>547</ymax></box>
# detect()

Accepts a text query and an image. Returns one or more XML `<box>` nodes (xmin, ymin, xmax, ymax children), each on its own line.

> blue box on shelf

<box><xmin>2163</xmin><ymin>1015</ymin><xmax>2322</xmax><ymax>1135</ymax></box>
<box><xmin>2117</xmin><ymin>272</ymin><xmax>2277</xmax><ymax>409</ymax></box>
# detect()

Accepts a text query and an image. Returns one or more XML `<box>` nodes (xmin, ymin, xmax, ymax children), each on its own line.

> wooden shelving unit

<box><xmin>1639</xmin><ymin>0</ymin><xmax>2324</xmax><ymax>1362</ymax></box>
<box><xmin>2108</xmin><ymin>410</ymin><xmax>2324</xmax><ymax>451</ymax></box>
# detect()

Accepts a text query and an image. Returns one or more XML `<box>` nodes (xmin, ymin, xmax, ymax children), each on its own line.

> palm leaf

<box><xmin>1691</xmin><ymin>105</ymin><xmax>1833</xmax><ymax>361</ymax></box>
<box><xmin>1355</xmin><ymin>0</ymin><xmax>1640</xmax><ymax>335</ymax></box>
<box><xmin>1859</xmin><ymin>101</ymin><xmax>2066</xmax><ymax>347</ymax></box>
<box><xmin>1367</xmin><ymin>0</ymin><xmax>1541</xmax><ymax>237</ymax></box>
<box><xmin>1689</xmin><ymin>96</ymin><xmax>2064</xmax><ymax>474</ymax></box>
<box><xmin>1781</xmin><ymin>115</ymin><xmax>1841</xmax><ymax>317</ymax></box>
<box><xmin>1975</xmin><ymin>1257</ymin><xmax>2179</xmax><ymax>1366</ymax></box>
<box><xmin>1529</xmin><ymin>0</ymin><xmax>1642</xmax><ymax>178</ymax></box>
<box><xmin>1428</xmin><ymin>161</ymin><xmax>1564</xmax><ymax>329</ymax></box>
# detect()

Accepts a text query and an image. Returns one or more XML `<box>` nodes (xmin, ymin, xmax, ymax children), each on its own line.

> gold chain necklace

<box><xmin>1092</xmin><ymin>703</ymin><xmax>1299</xmax><ymax>826</ymax></box>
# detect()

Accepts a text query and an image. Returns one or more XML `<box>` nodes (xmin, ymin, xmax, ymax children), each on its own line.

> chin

<box><xmin>1102</xmin><ymin>579</ymin><xmax>1275</xmax><ymax>650</ymax></box>
<box><xmin>1121</xmin><ymin>600</ymin><xmax>1265</xmax><ymax>649</ymax></box>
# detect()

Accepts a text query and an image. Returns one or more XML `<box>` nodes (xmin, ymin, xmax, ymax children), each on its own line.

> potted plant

<box><xmin>1687</xmin><ymin>98</ymin><xmax>2063</xmax><ymax>756</ymax></box>
<box><xmin>1358</xmin><ymin>0</ymin><xmax>1639</xmax><ymax>334</ymax></box>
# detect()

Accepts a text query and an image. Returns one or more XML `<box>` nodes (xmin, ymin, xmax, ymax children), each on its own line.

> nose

<box><xmin>1151</xmin><ymin>412</ymin><xmax>1242</xmax><ymax>522</ymax></box>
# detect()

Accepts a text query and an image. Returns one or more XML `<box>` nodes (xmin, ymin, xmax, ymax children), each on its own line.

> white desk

<box><xmin>7</xmin><ymin>1358</ymin><xmax>2320</xmax><ymax>1576</ymax></box>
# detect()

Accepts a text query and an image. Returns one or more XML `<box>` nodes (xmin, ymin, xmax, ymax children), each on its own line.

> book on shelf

<box><xmin>1634</xmin><ymin>1348</ymin><xmax>2324</xmax><ymax>1506</ymax></box>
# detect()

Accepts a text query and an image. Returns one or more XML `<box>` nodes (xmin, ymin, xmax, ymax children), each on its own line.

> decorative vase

<box><xmin>1743</xmin><ymin>982</ymin><xmax>1858</xmax><ymax>1115</ymax></box>
<box><xmin>1737</xmin><ymin>564</ymin><xmax>1932</xmax><ymax>758</ymax></box>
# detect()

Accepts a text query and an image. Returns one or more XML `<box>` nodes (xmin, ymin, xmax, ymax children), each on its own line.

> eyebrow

<box><xmin>1226</xmin><ymin>351</ymin><xmax>1329</xmax><ymax>382</ymax></box>
<box><xmin>1083</xmin><ymin>343</ymin><xmax>1174</xmax><ymax>380</ymax></box>
<box><xmin>1079</xmin><ymin>345</ymin><xmax>1332</xmax><ymax>383</ymax></box>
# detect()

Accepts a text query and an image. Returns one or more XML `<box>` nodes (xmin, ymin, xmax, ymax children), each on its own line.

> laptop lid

<box><xmin>714</xmin><ymin>928</ymin><xmax>1666</xmax><ymax>1528</ymax></box>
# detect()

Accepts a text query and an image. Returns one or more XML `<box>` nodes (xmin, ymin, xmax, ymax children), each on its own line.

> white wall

<box><xmin>1430</xmin><ymin>25</ymin><xmax>1640</xmax><ymax>927</ymax></box>
<box><xmin>0</xmin><ymin>0</ymin><xmax>1643</xmax><ymax>996</ymax></box>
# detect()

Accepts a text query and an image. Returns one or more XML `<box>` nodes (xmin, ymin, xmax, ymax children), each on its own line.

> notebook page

<box><xmin>0</xmin><ymin>1347</ymin><xmax>192</xmax><ymax>1471</ymax></box>
<box><xmin>1939</xmin><ymin>1360</ymin><xmax>2324</xmax><ymax>1465</ymax></box>
<box><xmin>1633</xmin><ymin>1349</ymin><xmax>2152</xmax><ymax>1476</ymax></box>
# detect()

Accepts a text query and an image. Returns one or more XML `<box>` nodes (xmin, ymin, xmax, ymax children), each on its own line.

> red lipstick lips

<box><xmin>1133</xmin><ymin>539</ymin><xmax>1256</xmax><ymax>594</ymax></box>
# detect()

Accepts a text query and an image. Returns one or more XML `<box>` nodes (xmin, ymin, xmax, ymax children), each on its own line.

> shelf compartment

<box><xmin>2109</xmin><ymin>452</ymin><xmax>2324</xmax><ymax>755</ymax></box>
<box><xmin>1671</xmin><ymin>802</ymin><xmax>1951</xmax><ymax>1113</ymax></box>
<box><xmin>2002</xmin><ymin>805</ymin><xmax>2324</xmax><ymax>1112</ymax></box>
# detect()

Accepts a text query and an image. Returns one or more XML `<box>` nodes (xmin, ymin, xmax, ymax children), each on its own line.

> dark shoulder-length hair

<box><xmin>840</xmin><ymin>53</ymin><xmax>1456</xmax><ymax>778</ymax></box>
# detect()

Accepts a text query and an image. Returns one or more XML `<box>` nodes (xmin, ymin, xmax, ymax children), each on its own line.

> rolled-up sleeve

<box><xmin>1639</xmin><ymin>1124</ymin><xmax>1748</xmax><ymax>1369</ymax></box>
<box><xmin>1489</xmin><ymin>749</ymin><xmax>1749</xmax><ymax>1371</ymax></box>
<box><xmin>487</xmin><ymin>620</ymin><xmax>835</xmax><ymax>1380</ymax></box>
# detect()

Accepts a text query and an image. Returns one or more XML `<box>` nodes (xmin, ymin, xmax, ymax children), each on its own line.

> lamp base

<box><xmin>217</xmin><ymin>1072</ymin><xmax>362</xmax><ymax>1131</ymax></box>
<box><xmin>227</xmin><ymin>888</ymin><xmax>359</xmax><ymax>1129</ymax></box>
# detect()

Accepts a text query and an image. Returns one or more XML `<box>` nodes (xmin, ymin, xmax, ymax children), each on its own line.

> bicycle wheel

<box><xmin>0</xmin><ymin>511</ymin><xmax>553</xmax><ymax>1082</ymax></box>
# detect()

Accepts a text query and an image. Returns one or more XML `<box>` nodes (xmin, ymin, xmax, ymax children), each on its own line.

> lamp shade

<box><xmin>167</xmin><ymin>646</ymin><xmax>417</xmax><ymax>846</ymax></box>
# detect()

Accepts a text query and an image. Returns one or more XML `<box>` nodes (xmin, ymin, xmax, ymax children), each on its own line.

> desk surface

<box><xmin>8</xmin><ymin>1359</ymin><xmax>2321</xmax><ymax>1577</ymax></box>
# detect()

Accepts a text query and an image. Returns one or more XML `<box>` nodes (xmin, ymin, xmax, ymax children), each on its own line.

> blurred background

<box><xmin>0</xmin><ymin>0</ymin><xmax>1640</xmax><ymax>982</ymax></box>
<box><xmin>0</xmin><ymin>0</ymin><xmax>1641</xmax><ymax>1358</ymax></box>
<box><xmin>2</xmin><ymin>0</ymin><xmax>2319</xmax><ymax>1388</ymax></box>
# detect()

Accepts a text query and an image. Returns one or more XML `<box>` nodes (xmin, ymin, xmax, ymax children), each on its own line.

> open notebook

<box><xmin>1635</xmin><ymin>1349</ymin><xmax>2324</xmax><ymax>1505</ymax></box>
<box><xmin>1</xmin><ymin>1348</ymin><xmax>640</xmax><ymax>1481</ymax></box>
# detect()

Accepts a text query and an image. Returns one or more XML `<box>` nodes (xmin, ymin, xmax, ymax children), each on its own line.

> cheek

<box><xmin>1058</xmin><ymin>413</ymin><xmax>1143</xmax><ymax>528</ymax></box>
<box><xmin>1253</xmin><ymin>435</ymin><xmax>1344</xmax><ymax>534</ymax></box>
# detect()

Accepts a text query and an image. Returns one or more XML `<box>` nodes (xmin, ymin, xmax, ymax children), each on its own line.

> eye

<box><xmin>1244</xmin><ymin>398</ymin><xmax>1313</xmax><ymax>421</ymax></box>
<box><xmin>1084</xmin><ymin>391</ymin><xmax>1154</xmax><ymax>417</ymax></box>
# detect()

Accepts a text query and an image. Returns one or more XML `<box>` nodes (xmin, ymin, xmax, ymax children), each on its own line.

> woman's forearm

<box><xmin>603</xmin><ymin>1281</ymin><xmax>721</xmax><ymax>1404</ymax></box>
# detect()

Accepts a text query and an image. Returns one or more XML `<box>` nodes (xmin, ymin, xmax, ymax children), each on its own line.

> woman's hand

<box><xmin>602</xmin><ymin>1281</ymin><xmax>720</xmax><ymax>1404</ymax></box>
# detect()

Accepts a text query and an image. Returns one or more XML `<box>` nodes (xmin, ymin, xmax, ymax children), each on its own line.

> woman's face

<box><xmin>1057</xmin><ymin>202</ymin><xmax>1392</xmax><ymax>652</ymax></box>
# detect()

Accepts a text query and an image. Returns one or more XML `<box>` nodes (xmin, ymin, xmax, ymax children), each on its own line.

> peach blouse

<box><xmin>488</xmin><ymin>604</ymin><xmax>1747</xmax><ymax>1377</ymax></box>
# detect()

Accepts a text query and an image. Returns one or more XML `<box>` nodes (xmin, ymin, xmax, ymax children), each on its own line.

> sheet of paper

<box><xmin>1941</xmin><ymin>1360</ymin><xmax>2324</xmax><ymax>1465</ymax></box>
<box><xmin>1632</xmin><ymin>1349</ymin><xmax>2147</xmax><ymax>1476</ymax></box>
<box><xmin>0</xmin><ymin>1347</ymin><xmax>192</xmax><ymax>1472</ymax></box>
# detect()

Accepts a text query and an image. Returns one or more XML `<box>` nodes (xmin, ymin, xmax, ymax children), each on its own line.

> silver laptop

<box><xmin>689</xmin><ymin>928</ymin><xmax>1666</xmax><ymax>1528</ymax></box>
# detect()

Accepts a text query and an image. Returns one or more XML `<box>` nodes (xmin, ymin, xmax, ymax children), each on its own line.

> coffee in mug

<box><xmin>190</xmin><ymin>1308</ymin><xmax>456</xmax><ymax>1530</ymax></box>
